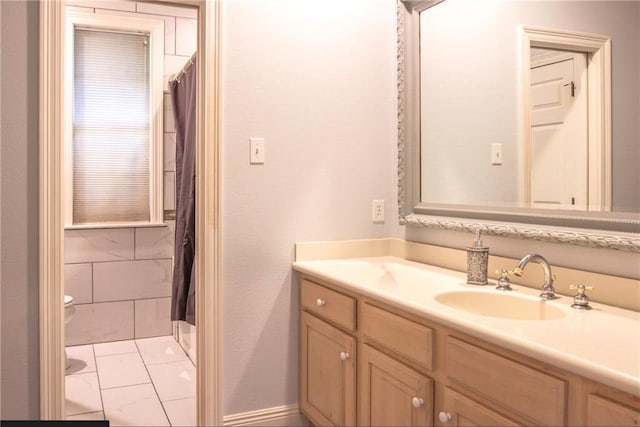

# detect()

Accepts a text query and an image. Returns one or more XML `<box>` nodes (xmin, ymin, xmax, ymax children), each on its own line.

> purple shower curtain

<box><xmin>170</xmin><ymin>56</ymin><xmax>196</xmax><ymax>325</ymax></box>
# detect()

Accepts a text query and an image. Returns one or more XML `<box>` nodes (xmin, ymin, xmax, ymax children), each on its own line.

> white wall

<box><xmin>0</xmin><ymin>0</ymin><xmax>40</xmax><ymax>419</ymax></box>
<box><xmin>0</xmin><ymin>0</ymin><xmax>3</xmax><ymax>415</ymax></box>
<box><xmin>221</xmin><ymin>0</ymin><xmax>399</xmax><ymax>415</ymax></box>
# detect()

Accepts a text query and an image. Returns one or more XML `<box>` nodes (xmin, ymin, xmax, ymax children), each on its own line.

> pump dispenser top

<box><xmin>473</xmin><ymin>229</ymin><xmax>483</xmax><ymax>248</ymax></box>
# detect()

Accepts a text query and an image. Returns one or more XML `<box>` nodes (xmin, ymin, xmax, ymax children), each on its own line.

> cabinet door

<box><xmin>300</xmin><ymin>311</ymin><xmax>356</xmax><ymax>426</ymax></box>
<box><xmin>359</xmin><ymin>345</ymin><xmax>433</xmax><ymax>426</ymax></box>
<box><xmin>587</xmin><ymin>394</ymin><xmax>640</xmax><ymax>426</ymax></box>
<box><xmin>439</xmin><ymin>388</ymin><xmax>521</xmax><ymax>427</ymax></box>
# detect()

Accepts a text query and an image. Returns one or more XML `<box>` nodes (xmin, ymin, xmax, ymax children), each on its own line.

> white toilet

<box><xmin>64</xmin><ymin>295</ymin><xmax>75</xmax><ymax>369</ymax></box>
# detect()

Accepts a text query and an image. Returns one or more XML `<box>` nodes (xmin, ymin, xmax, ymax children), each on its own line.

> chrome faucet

<box><xmin>513</xmin><ymin>253</ymin><xmax>558</xmax><ymax>300</ymax></box>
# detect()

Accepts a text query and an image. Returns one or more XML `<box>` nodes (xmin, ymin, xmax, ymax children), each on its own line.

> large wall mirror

<box><xmin>398</xmin><ymin>0</ymin><xmax>640</xmax><ymax>252</ymax></box>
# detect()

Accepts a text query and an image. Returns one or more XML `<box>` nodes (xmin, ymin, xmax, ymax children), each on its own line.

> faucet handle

<box><xmin>569</xmin><ymin>284</ymin><xmax>594</xmax><ymax>310</ymax></box>
<box><xmin>495</xmin><ymin>269</ymin><xmax>514</xmax><ymax>291</ymax></box>
<box><xmin>569</xmin><ymin>284</ymin><xmax>594</xmax><ymax>292</ymax></box>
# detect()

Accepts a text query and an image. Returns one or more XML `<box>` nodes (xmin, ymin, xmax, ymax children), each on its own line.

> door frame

<box><xmin>38</xmin><ymin>1</ymin><xmax>223</xmax><ymax>424</ymax></box>
<box><xmin>520</xmin><ymin>26</ymin><xmax>612</xmax><ymax>211</ymax></box>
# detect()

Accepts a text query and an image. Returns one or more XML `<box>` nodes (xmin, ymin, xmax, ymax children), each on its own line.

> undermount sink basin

<box><xmin>434</xmin><ymin>289</ymin><xmax>566</xmax><ymax>320</ymax></box>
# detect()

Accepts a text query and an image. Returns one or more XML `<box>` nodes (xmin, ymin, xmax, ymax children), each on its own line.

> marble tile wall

<box><xmin>66</xmin><ymin>301</ymin><xmax>135</xmax><ymax>346</ymax></box>
<box><xmin>64</xmin><ymin>1</ymin><xmax>196</xmax><ymax>346</ymax></box>
<box><xmin>65</xmin><ymin>226</ymin><xmax>175</xmax><ymax>346</ymax></box>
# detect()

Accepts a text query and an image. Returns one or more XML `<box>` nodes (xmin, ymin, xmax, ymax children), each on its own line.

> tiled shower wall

<box><xmin>65</xmin><ymin>227</ymin><xmax>175</xmax><ymax>345</ymax></box>
<box><xmin>64</xmin><ymin>1</ymin><xmax>196</xmax><ymax>346</ymax></box>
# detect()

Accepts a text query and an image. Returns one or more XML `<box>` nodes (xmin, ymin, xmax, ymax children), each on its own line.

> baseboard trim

<box><xmin>223</xmin><ymin>404</ymin><xmax>307</xmax><ymax>426</ymax></box>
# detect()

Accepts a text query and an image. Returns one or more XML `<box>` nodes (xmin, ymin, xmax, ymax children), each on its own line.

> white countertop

<box><xmin>293</xmin><ymin>256</ymin><xmax>640</xmax><ymax>397</ymax></box>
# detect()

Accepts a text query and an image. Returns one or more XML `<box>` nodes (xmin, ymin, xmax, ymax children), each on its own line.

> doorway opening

<box><xmin>62</xmin><ymin>4</ymin><xmax>198</xmax><ymax>425</ymax></box>
<box><xmin>39</xmin><ymin>1</ymin><xmax>222</xmax><ymax>424</ymax></box>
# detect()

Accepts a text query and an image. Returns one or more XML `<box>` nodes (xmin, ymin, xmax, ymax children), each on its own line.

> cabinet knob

<box><xmin>339</xmin><ymin>351</ymin><xmax>350</xmax><ymax>361</ymax></box>
<box><xmin>411</xmin><ymin>397</ymin><xmax>424</xmax><ymax>408</ymax></box>
<box><xmin>438</xmin><ymin>411</ymin><xmax>452</xmax><ymax>423</ymax></box>
<box><xmin>316</xmin><ymin>298</ymin><xmax>326</xmax><ymax>307</ymax></box>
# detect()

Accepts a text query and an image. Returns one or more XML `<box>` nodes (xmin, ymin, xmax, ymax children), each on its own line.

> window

<box><xmin>65</xmin><ymin>12</ymin><xmax>164</xmax><ymax>227</ymax></box>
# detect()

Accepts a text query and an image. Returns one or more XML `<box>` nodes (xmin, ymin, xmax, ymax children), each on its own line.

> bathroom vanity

<box><xmin>294</xmin><ymin>257</ymin><xmax>640</xmax><ymax>426</ymax></box>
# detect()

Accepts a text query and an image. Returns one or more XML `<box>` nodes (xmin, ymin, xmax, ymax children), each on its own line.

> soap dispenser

<box><xmin>467</xmin><ymin>228</ymin><xmax>489</xmax><ymax>285</ymax></box>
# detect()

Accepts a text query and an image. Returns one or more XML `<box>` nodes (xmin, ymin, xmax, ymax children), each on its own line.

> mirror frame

<box><xmin>397</xmin><ymin>0</ymin><xmax>640</xmax><ymax>252</ymax></box>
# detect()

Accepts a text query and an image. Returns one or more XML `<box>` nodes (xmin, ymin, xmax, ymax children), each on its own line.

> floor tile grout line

<box><xmin>64</xmin><ymin>344</ymin><xmax>97</xmax><ymax>375</ymax></box>
<box><xmin>69</xmin><ymin>329</ymin><xmax>191</xmax><ymax>360</ymax></box>
<box><xmin>66</xmin><ymin>336</ymin><xmax>190</xmax><ymax>425</ymax></box>
<box><xmin>66</xmin><ymin>410</ymin><xmax>104</xmax><ymax>419</ymax></box>
<box><xmin>93</xmin><ymin>340</ymin><xmax>139</xmax><ymax>358</ymax></box>
<box><xmin>134</xmin><ymin>338</ymin><xmax>174</xmax><ymax>426</ymax></box>
<box><xmin>99</xmin><ymin>379</ymin><xmax>153</xmax><ymax>391</ymax></box>
<box><xmin>137</xmin><ymin>335</ymin><xmax>191</xmax><ymax>366</ymax></box>
<box><xmin>144</xmin><ymin>356</ymin><xmax>191</xmax><ymax>367</ymax></box>
<box><xmin>160</xmin><ymin>395</ymin><xmax>196</xmax><ymax>403</ymax></box>
<box><xmin>95</xmin><ymin>348</ymin><xmax>153</xmax><ymax>389</ymax></box>
<box><xmin>143</xmin><ymin>335</ymin><xmax>195</xmax><ymax>423</ymax></box>
<box><xmin>90</xmin><ymin>343</ymin><xmax>107</xmax><ymax>421</ymax></box>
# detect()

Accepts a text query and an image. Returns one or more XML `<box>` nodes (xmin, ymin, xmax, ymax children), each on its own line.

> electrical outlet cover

<box><xmin>372</xmin><ymin>200</ymin><xmax>384</xmax><ymax>223</ymax></box>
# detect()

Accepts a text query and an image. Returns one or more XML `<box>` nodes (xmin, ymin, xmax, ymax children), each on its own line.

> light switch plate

<box><xmin>491</xmin><ymin>143</ymin><xmax>502</xmax><ymax>165</ymax></box>
<box><xmin>250</xmin><ymin>138</ymin><xmax>265</xmax><ymax>164</ymax></box>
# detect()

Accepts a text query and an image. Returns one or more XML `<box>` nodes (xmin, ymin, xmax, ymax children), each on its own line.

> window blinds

<box><xmin>73</xmin><ymin>28</ymin><xmax>151</xmax><ymax>224</ymax></box>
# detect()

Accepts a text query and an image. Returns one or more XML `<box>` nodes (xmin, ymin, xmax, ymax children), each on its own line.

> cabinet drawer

<box><xmin>587</xmin><ymin>394</ymin><xmax>640</xmax><ymax>426</ymax></box>
<box><xmin>301</xmin><ymin>279</ymin><xmax>356</xmax><ymax>331</ymax></box>
<box><xmin>362</xmin><ymin>303</ymin><xmax>433</xmax><ymax>370</ymax></box>
<box><xmin>446</xmin><ymin>336</ymin><xmax>567</xmax><ymax>426</ymax></box>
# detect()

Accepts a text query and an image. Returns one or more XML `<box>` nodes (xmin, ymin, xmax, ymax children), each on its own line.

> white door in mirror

<box><xmin>530</xmin><ymin>53</ymin><xmax>587</xmax><ymax>209</ymax></box>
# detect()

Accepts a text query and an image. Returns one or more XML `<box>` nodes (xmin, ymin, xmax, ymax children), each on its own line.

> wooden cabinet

<box><xmin>440</xmin><ymin>388</ymin><xmax>521</xmax><ymax>426</ymax></box>
<box><xmin>298</xmin><ymin>275</ymin><xmax>640</xmax><ymax>427</ymax></box>
<box><xmin>444</xmin><ymin>336</ymin><xmax>567</xmax><ymax>426</ymax></box>
<box><xmin>300</xmin><ymin>311</ymin><xmax>356</xmax><ymax>426</ymax></box>
<box><xmin>359</xmin><ymin>345</ymin><xmax>433</xmax><ymax>426</ymax></box>
<box><xmin>301</xmin><ymin>278</ymin><xmax>356</xmax><ymax>332</ymax></box>
<box><xmin>362</xmin><ymin>302</ymin><xmax>433</xmax><ymax>371</ymax></box>
<box><xmin>587</xmin><ymin>394</ymin><xmax>640</xmax><ymax>426</ymax></box>
<box><xmin>299</xmin><ymin>277</ymin><xmax>358</xmax><ymax>425</ymax></box>
<box><xmin>584</xmin><ymin>383</ymin><xmax>640</xmax><ymax>427</ymax></box>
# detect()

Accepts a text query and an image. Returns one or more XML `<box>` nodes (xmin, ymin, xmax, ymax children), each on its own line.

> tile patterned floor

<box><xmin>65</xmin><ymin>336</ymin><xmax>196</xmax><ymax>426</ymax></box>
